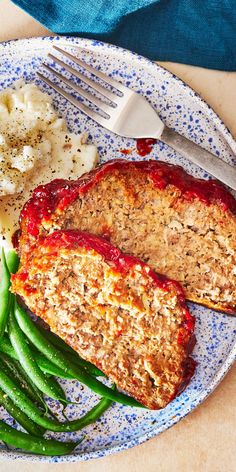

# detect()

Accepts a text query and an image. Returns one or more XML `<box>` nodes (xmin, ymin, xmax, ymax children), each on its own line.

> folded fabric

<box><xmin>12</xmin><ymin>0</ymin><xmax>236</xmax><ymax>70</ymax></box>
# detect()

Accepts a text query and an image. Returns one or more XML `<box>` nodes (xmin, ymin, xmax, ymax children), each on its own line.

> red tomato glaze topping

<box><xmin>136</xmin><ymin>138</ymin><xmax>157</xmax><ymax>156</ymax></box>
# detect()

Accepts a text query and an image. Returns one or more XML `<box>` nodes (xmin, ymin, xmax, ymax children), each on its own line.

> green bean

<box><xmin>0</xmin><ymin>249</ymin><xmax>11</xmax><ymax>339</ymax></box>
<box><xmin>0</xmin><ymin>388</ymin><xmax>45</xmax><ymax>436</ymax></box>
<box><xmin>14</xmin><ymin>302</ymin><xmax>143</xmax><ymax>408</ymax></box>
<box><xmin>0</xmin><ymin>353</ymin><xmax>28</xmax><ymax>389</ymax></box>
<box><xmin>0</xmin><ymin>349</ymin><xmax>61</xmax><ymax>421</ymax></box>
<box><xmin>64</xmin><ymin>351</ymin><xmax>105</xmax><ymax>377</ymax></box>
<box><xmin>0</xmin><ymin>367</ymin><xmax>112</xmax><ymax>432</ymax></box>
<box><xmin>35</xmin><ymin>353</ymin><xmax>74</xmax><ymax>379</ymax></box>
<box><xmin>38</xmin><ymin>327</ymin><xmax>78</xmax><ymax>355</ymax></box>
<box><xmin>0</xmin><ymin>336</ymin><xmax>73</xmax><ymax>385</ymax></box>
<box><xmin>62</xmin><ymin>393</ymin><xmax>113</xmax><ymax>431</ymax></box>
<box><xmin>0</xmin><ymin>355</ymin><xmax>51</xmax><ymax>426</ymax></box>
<box><xmin>40</xmin><ymin>328</ymin><xmax>104</xmax><ymax>377</ymax></box>
<box><xmin>0</xmin><ymin>420</ymin><xmax>80</xmax><ymax>456</ymax></box>
<box><xmin>4</xmin><ymin>251</ymin><xmax>50</xmax><ymax>397</ymax></box>
<box><xmin>0</xmin><ymin>334</ymin><xmax>17</xmax><ymax>359</ymax></box>
<box><xmin>0</xmin><ymin>340</ymin><xmax>48</xmax><ymax>410</ymax></box>
<box><xmin>6</xmin><ymin>250</ymin><xmax>20</xmax><ymax>275</ymax></box>
<box><xmin>8</xmin><ymin>306</ymin><xmax>66</xmax><ymax>402</ymax></box>
<box><xmin>0</xmin><ymin>351</ymin><xmax>46</xmax><ymax>408</ymax></box>
<box><xmin>0</xmin><ymin>334</ymin><xmax>73</xmax><ymax>380</ymax></box>
<box><xmin>5</xmin><ymin>314</ymin><xmax>66</xmax><ymax>402</ymax></box>
<box><xmin>45</xmin><ymin>376</ymin><xmax>67</xmax><ymax>402</ymax></box>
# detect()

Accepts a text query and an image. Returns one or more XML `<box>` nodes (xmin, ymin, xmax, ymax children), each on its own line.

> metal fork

<box><xmin>38</xmin><ymin>45</ymin><xmax>236</xmax><ymax>191</ymax></box>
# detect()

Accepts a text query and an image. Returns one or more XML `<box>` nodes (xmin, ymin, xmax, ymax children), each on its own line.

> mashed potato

<box><xmin>0</xmin><ymin>81</ymin><xmax>98</xmax><ymax>195</ymax></box>
<box><xmin>0</xmin><ymin>81</ymin><xmax>98</xmax><ymax>246</ymax></box>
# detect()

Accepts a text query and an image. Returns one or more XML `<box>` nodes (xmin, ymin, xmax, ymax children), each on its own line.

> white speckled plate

<box><xmin>0</xmin><ymin>36</ymin><xmax>235</xmax><ymax>463</ymax></box>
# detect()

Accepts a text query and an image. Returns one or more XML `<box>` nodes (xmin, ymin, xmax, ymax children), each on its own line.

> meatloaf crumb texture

<box><xmin>19</xmin><ymin>160</ymin><xmax>236</xmax><ymax>314</ymax></box>
<box><xmin>12</xmin><ymin>230</ymin><xmax>196</xmax><ymax>410</ymax></box>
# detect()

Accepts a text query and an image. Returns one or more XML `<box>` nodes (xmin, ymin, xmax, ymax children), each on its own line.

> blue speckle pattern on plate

<box><xmin>0</xmin><ymin>36</ymin><xmax>235</xmax><ymax>463</ymax></box>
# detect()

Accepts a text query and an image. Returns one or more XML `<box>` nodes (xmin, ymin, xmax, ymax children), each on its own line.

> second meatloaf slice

<box><xmin>12</xmin><ymin>230</ymin><xmax>196</xmax><ymax>410</ymax></box>
<box><xmin>18</xmin><ymin>159</ymin><xmax>236</xmax><ymax>314</ymax></box>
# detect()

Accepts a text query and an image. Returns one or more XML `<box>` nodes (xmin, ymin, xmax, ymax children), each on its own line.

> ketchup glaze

<box><xmin>136</xmin><ymin>138</ymin><xmax>157</xmax><ymax>156</ymax></box>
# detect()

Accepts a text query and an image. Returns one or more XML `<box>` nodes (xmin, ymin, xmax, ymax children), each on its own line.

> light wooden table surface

<box><xmin>0</xmin><ymin>1</ymin><xmax>236</xmax><ymax>471</ymax></box>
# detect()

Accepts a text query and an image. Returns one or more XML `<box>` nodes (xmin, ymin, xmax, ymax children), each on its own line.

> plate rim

<box><xmin>0</xmin><ymin>34</ymin><xmax>235</xmax><ymax>463</ymax></box>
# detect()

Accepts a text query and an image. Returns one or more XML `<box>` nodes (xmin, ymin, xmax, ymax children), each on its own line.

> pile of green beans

<box><xmin>0</xmin><ymin>249</ymin><xmax>143</xmax><ymax>456</ymax></box>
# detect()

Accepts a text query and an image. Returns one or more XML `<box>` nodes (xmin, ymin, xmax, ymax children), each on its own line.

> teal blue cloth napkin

<box><xmin>12</xmin><ymin>0</ymin><xmax>236</xmax><ymax>70</ymax></box>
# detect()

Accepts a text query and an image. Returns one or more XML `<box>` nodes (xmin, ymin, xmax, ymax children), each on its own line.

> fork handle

<box><xmin>160</xmin><ymin>126</ymin><xmax>236</xmax><ymax>191</ymax></box>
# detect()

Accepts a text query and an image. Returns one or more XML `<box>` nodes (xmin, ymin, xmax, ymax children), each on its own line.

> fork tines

<box><xmin>37</xmin><ymin>45</ymin><xmax>128</xmax><ymax>123</ymax></box>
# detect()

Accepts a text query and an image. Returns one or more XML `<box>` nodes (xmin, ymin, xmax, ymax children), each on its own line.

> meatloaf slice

<box><xmin>19</xmin><ymin>159</ymin><xmax>236</xmax><ymax>314</ymax></box>
<box><xmin>12</xmin><ymin>230</ymin><xmax>196</xmax><ymax>410</ymax></box>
